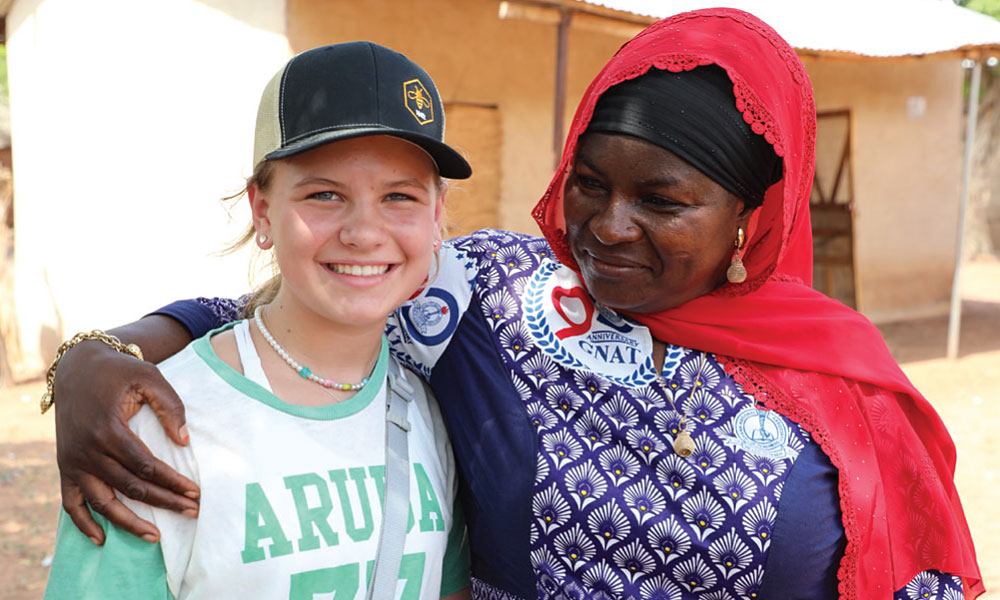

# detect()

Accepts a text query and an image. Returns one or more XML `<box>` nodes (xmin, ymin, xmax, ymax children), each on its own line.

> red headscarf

<box><xmin>533</xmin><ymin>8</ymin><xmax>983</xmax><ymax>599</ymax></box>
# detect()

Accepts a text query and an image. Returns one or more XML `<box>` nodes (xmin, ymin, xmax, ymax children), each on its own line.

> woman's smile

<box><xmin>579</xmin><ymin>248</ymin><xmax>648</xmax><ymax>276</ymax></box>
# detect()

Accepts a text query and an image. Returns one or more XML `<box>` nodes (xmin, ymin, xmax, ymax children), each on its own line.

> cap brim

<box><xmin>264</xmin><ymin>126</ymin><xmax>472</xmax><ymax>179</ymax></box>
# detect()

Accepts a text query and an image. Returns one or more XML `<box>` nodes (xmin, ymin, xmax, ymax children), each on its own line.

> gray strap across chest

<box><xmin>366</xmin><ymin>358</ymin><xmax>413</xmax><ymax>599</ymax></box>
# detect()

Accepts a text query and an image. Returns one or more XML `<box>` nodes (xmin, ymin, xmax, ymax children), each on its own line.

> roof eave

<box><xmin>501</xmin><ymin>0</ymin><xmax>1000</xmax><ymax>61</ymax></box>
<box><xmin>796</xmin><ymin>46</ymin><xmax>1000</xmax><ymax>61</ymax></box>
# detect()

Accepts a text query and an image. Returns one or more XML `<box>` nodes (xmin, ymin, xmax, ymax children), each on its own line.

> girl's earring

<box><xmin>257</xmin><ymin>232</ymin><xmax>269</xmax><ymax>248</ymax></box>
<box><xmin>726</xmin><ymin>227</ymin><xmax>747</xmax><ymax>284</ymax></box>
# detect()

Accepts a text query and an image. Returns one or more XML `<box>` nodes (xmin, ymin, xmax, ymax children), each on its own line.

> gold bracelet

<box><xmin>40</xmin><ymin>330</ymin><xmax>144</xmax><ymax>415</ymax></box>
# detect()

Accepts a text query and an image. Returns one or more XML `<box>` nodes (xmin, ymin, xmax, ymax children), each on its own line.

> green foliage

<box><xmin>0</xmin><ymin>46</ymin><xmax>6</xmax><ymax>103</ymax></box>
<box><xmin>956</xmin><ymin>0</ymin><xmax>1000</xmax><ymax>93</ymax></box>
<box><xmin>956</xmin><ymin>0</ymin><xmax>1000</xmax><ymax>20</ymax></box>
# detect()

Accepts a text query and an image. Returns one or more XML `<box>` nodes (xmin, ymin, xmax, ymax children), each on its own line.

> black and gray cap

<box><xmin>253</xmin><ymin>41</ymin><xmax>472</xmax><ymax>179</ymax></box>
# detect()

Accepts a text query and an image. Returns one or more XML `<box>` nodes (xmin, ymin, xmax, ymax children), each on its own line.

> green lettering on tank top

<box><xmin>289</xmin><ymin>563</ymin><xmax>358</xmax><ymax>599</ymax></box>
<box><xmin>368</xmin><ymin>464</ymin><xmax>416</xmax><ymax>532</ymax></box>
<box><xmin>240</xmin><ymin>482</ymin><xmax>293</xmax><ymax>564</ymax></box>
<box><xmin>284</xmin><ymin>472</ymin><xmax>339</xmax><ymax>551</ymax></box>
<box><xmin>328</xmin><ymin>467</ymin><xmax>375</xmax><ymax>542</ymax></box>
<box><xmin>398</xmin><ymin>552</ymin><xmax>427</xmax><ymax>599</ymax></box>
<box><xmin>407</xmin><ymin>498</ymin><xmax>416</xmax><ymax>533</ymax></box>
<box><xmin>414</xmin><ymin>463</ymin><xmax>445</xmax><ymax>532</ymax></box>
<box><xmin>363</xmin><ymin>553</ymin><xmax>426</xmax><ymax>599</ymax></box>
<box><xmin>368</xmin><ymin>465</ymin><xmax>386</xmax><ymax>505</ymax></box>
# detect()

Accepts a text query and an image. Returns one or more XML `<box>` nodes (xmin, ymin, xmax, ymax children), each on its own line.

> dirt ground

<box><xmin>1</xmin><ymin>262</ymin><xmax>998</xmax><ymax>599</ymax></box>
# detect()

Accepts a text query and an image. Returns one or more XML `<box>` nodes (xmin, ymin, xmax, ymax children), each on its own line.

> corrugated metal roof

<box><xmin>578</xmin><ymin>0</ymin><xmax>1000</xmax><ymax>57</ymax></box>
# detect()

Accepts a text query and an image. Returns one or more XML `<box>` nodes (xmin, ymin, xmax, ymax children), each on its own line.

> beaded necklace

<box><xmin>253</xmin><ymin>305</ymin><xmax>371</xmax><ymax>392</ymax></box>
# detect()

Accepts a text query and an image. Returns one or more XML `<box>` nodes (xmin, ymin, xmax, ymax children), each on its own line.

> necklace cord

<box><xmin>253</xmin><ymin>305</ymin><xmax>373</xmax><ymax>392</ymax></box>
<box><xmin>661</xmin><ymin>351</ymin><xmax>707</xmax><ymax>457</ymax></box>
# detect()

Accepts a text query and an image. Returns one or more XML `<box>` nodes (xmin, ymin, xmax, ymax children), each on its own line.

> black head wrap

<box><xmin>586</xmin><ymin>65</ymin><xmax>782</xmax><ymax>207</ymax></box>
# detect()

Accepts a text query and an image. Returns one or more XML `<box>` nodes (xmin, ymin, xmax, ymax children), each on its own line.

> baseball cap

<box><xmin>253</xmin><ymin>41</ymin><xmax>472</xmax><ymax>179</ymax></box>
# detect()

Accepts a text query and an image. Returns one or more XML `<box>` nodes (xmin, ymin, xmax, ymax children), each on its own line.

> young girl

<box><xmin>44</xmin><ymin>42</ymin><xmax>471</xmax><ymax>599</ymax></box>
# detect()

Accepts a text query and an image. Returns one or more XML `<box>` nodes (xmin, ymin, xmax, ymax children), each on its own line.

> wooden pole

<box><xmin>947</xmin><ymin>59</ymin><xmax>982</xmax><ymax>359</ymax></box>
<box><xmin>553</xmin><ymin>8</ymin><xmax>571</xmax><ymax>170</ymax></box>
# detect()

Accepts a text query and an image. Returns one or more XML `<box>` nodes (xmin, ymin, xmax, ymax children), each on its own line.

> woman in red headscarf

<box><xmin>530</xmin><ymin>8</ymin><xmax>984</xmax><ymax>598</ymax></box>
<box><xmin>51</xmin><ymin>8</ymin><xmax>981</xmax><ymax>599</ymax></box>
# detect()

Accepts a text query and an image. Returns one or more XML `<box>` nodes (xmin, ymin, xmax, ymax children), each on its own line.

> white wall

<box><xmin>8</xmin><ymin>0</ymin><xmax>290</xmax><ymax>373</ymax></box>
<box><xmin>803</xmin><ymin>57</ymin><xmax>964</xmax><ymax>323</ymax></box>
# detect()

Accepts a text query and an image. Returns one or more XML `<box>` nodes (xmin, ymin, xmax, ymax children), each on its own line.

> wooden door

<box><xmin>811</xmin><ymin>109</ymin><xmax>858</xmax><ymax>309</ymax></box>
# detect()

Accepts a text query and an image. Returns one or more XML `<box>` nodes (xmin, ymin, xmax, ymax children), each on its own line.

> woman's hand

<box><xmin>52</xmin><ymin>316</ymin><xmax>200</xmax><ymax>544</ymax></box>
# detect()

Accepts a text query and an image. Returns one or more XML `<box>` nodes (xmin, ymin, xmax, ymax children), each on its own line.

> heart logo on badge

<box><xmin>552</xmin><ymin>286</ymin><xmax>594</xmax><ymax>339</ymax></box>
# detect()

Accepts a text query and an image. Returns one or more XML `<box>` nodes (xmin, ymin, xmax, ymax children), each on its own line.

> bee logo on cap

<box><xmin>404</xmin><ymin>79</ymin><xmax>434</xmax><ymax>125</ymax></box>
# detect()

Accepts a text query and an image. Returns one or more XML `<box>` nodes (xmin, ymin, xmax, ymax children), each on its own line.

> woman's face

<box><xmin>564</xmin><ymin>132</ymin><xmax>751</xmax><ymax>313</ymax></box>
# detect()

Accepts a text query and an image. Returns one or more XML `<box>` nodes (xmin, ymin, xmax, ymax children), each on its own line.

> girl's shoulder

<box><xmin>394</xmin><ymin>360</ymin><xmax>450</xmax><ymax>452</ymax></box>
<box><xmin>208</xmin><ymin>325</ymin><xmax>240</xmax><ymax>374</ymax></box>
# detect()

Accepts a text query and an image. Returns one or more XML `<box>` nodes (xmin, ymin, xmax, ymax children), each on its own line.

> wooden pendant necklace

<box><xmin>662</xmin><ymin>351</ymin><xmax>707</xmax><ymax>457</ymax></box>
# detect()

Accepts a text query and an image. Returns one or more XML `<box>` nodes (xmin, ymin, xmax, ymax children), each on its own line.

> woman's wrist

<box><xmin>48</xmin><ymin>315</ymin><xmax>193</xmax><ymax>412</ymax></box>
<box><xmin>42</xmin><ymin>332</ymin><xmax>143</xmax><ymax>414</ymax></box>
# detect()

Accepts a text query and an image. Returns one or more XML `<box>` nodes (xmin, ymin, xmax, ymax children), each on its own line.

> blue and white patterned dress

<box><xmin>165</xmin><ymin>229</ymin><xmax>963</xmax><ymax>599</ymax></box>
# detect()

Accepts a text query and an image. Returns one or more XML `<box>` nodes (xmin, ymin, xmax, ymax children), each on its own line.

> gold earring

<box><xmin>726</xmin><ymin>227</ymin><xmax>747</xmax><ymax>284</ymax></box>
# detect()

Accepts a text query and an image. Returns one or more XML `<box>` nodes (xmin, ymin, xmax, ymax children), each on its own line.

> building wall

<box><xmin>7</xmin><ymin>0</ymin><xmax>291</xmax><ymax>374</ymax></box>
<box><xmin>287</xmin><ymin>2</ymin><xmax>967</xmax><ymax>323</ymax></box>
<box><xmin>286</xmin><ymin>0</ymin><xmax>628</xmax><ymax>236</ymax></box>
<box><xmin>4</xmin><ymin>0</ymin><xmax>968</xmax><ymax>376</ymax></box>
<box><xmin>5</xmin><ymin>0</ymin><xmax>634</xmax><ymax>377</ymax></box>
<box><xmin>803</xmin><ymin>57</ymin><xmax>964</xmax><ymax>322</ymax></box>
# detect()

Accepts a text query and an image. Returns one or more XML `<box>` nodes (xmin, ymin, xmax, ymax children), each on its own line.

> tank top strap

<box><xmin>233</xmin><ymin>319</ymin><xmax>272</xmax><ymax>392</ymax></box>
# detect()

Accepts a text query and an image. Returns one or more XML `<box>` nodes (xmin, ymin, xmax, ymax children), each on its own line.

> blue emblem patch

<box><xmin>400</xmin><ymin>288</ymin><xmax>459</xmax><ymax>346</ymax></box>
<box><xmin>724</xmin><ymin>406</ymin><xmax>797</xmax><ymax>460</ymax></box>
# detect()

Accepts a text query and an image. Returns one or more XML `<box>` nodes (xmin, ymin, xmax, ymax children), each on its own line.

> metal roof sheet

<box><xmin>579</xmin><ymin>0</ymin><xmax>1000</xmax><ymax>57</ymax></box>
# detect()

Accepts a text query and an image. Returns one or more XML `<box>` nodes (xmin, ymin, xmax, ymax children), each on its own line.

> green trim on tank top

<box><xmin>191</xmin><ymin>321</ymin><xmax>388</xmax><ymax>420</ymax></box>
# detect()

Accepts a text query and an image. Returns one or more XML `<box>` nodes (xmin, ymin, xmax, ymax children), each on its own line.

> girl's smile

<box><xmin>326</xmin><ymin>263</ymin><xmax>391</xmax><ymax>277</ymax></box>
<box><xmin>250</xmin><ymin>135</ymin><xmax>445</xmax><ymax>340</ymax></box>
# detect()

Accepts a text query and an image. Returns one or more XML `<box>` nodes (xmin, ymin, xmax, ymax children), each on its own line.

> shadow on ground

<box><xmin>0</xmin><ymin>438</ymin><xmax>59</xmax><ymax>600</ymax></box>
<box><xmin>878</xmin><ymin>299</ymin><xmax>1000</xmax><ymax>364</ymax></box>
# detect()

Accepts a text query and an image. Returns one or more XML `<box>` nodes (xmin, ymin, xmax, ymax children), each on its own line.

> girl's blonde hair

<box><xmin>221</xmin><ymin>160</ymin><xmax>280</xmax><ymax>318</ymax></box>
<box><xmin>224</xmin><ymin>156</ymin><xmax>448</xmax><ymax>319</ymax></box>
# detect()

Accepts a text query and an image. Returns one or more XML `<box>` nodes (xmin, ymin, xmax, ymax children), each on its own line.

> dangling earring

<box><xmin>726</xmin><ymin>227</ymin><xmax>747</xmax><ymax>284</ymax></box>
